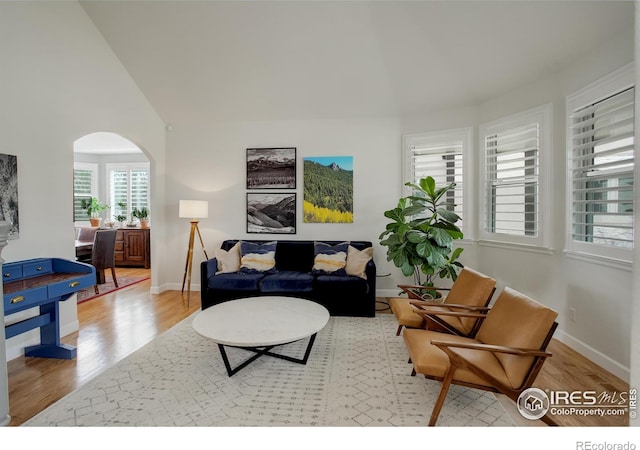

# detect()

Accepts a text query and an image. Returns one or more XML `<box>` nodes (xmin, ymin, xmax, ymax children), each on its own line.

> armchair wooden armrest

<box><xmin>398</xmin><ymin>284</ymin><xmax>451</xmax><ymax>300</ymax></box>
<box><xmin>430</xmin><ymin>339</ymin><xmax>553</xmax><ymax>358</ymax></box>
<box><xmin>410</xmin><ymin>307</ymin><xmax>487</xmax><ymax>320</ymax></box>
<box><xmin>409</xmin><ymin>300</ymin><xmax>491</xmax><ymax>312</ymax></box>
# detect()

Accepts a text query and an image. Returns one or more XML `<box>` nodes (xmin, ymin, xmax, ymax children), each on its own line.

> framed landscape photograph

<box><xmin>246</xmin><ymin>147</ymin><xmax>296</xmax><ymax>189</ymax></box>
<box><xmin>303</xmin><ymin>156</ymin><xmax>353</xmax><ymax>223</ymax></box>
<box><xmin>247</xmin><ymin>192</ymin><xmax>296</xmax><ymax>234</ymax></box>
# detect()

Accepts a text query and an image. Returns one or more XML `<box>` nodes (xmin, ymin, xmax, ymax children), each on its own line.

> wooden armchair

<box><xmin>388</xmin><ymin>267</ymin><xmax>496</xmax><ymax>337</ymax></box>
<box><xmin>403</xmin><ymin>287</ymin><xmax>558</xmax><ymax>426</ymax></box>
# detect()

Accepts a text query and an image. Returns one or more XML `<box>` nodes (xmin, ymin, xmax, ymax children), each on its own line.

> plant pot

<box><xmin>140</xmin><ymin>219</ymin><xmax>149</xmax><ymax>228</ymax></box>
<box><xmin>89</xmin><ymin>218</ymin><xmax>101</xmax><ymax>227</ymax></box>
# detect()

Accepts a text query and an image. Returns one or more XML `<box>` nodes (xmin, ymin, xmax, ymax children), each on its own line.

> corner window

<box><xmin>479</xmin><ymin>104</ymin><xmax>552</xmax><ymax>249</ymax></box>
<box><xmin>402</xmin><ymin>128</ymin><xmax>473</xmax><ymax>238</ymax></box>
<box><xmin>566</xmin><ymin>64</ymin><xmax>634</xmax><ymax>263</ymax></box>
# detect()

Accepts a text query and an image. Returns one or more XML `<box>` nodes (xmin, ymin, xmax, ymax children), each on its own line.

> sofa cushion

<box><xmin>315</xmin><ymin>274</ymin><xmax>369</xmax><ymax>295</ymax></box>
<box><xmin>215</xmin><ymin>241</ymin><xmax>241</xmax><ymax>274</ymax></box>
<box><xmin>207</xmin><ymin>272</ymin><xmax>265</xmax><ymax>291</ymax></box>
<box><xmin>240</xmin><ymin>241</ymin><xmax>277</xmax><ymax>273</ymax></box>
<box><xmin>312</xmin><ymin>241</ymin><xmax>348</xmax><ymax>275</ymax></box>
<box><xmin>275</xmin><ymin>241</ymin><xmax>315</xmax><ymax>272</ymax></box>
<box><xmin>345</xmin><ymin>245</ymin><xmax>373</xmax><ymax>279</ymax></box>
<box><xmin>260</xmin><ymin>271</ymin><xmax>314</xmax><ymax>293</ymax></box>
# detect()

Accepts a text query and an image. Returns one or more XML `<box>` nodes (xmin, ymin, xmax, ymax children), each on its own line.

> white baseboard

<box><xmin>60</xmin><ymin>320</ymin><xmax>79</xmax><ymax>338</ymax></box>
<box><xmin>376</xmin><ymin>289</ymin><xmax>403</xmax><ymax>298</ymax></box>
<box><xmin>554</xmin><ymin>329</ymin><xmax>630</xmax><ymax>382</ymax></box>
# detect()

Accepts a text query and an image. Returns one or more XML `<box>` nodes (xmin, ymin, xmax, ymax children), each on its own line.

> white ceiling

<box><xmin>80</xmin><ymin>0</ymin><xmax>634</xmax><ymax>125</ymax></box>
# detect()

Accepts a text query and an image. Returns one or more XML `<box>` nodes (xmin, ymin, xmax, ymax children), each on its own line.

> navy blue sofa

<box><xmin>200</xmin><ymin>240</ymin><xmax>376</xmax><ymax>317</ymax></box>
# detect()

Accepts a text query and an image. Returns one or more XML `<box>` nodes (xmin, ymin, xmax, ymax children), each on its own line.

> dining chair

<box><xmin>91</xmin><ymin>229</ymin><xmax>118</xmax><ymax>294</ymax></box>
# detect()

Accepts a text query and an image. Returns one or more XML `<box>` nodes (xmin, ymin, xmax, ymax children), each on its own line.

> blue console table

<box><xmin>2</xmin><ymin>258</ymin><xmax>95</xmax><ymax>359</ymax></box>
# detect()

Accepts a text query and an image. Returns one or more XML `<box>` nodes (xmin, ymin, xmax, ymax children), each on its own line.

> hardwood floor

<box><xmin>6</xmin><ymin>267</ymin><xmax>200</xmax><ymax>426</ymax></box>
<box><xmin>6</xmin><ymin>289</ymin><xmax>629</xmax><ymax>427</ymax></box>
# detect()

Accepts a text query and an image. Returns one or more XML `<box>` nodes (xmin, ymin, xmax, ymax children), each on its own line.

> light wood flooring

<box><xmin>5</xmin><ymin>278</ymin><xmax>629</xmax><ymax>427</ymax></box>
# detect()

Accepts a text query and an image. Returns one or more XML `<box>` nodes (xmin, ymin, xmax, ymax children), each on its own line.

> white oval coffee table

<box><xmin>192</xmin><ymin>296</ymin><xmax>330</xmax><ymax>376</ymax></box>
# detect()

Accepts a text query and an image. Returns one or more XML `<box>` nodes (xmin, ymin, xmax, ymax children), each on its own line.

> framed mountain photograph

<box><xmin>246</xmin><ymin>147</ymin><xmax>296</xmax><ymax>189</ymax></box>
<box><xmin>247</xmin><ymin>192</ymin><xmax>296</xmax><ymax>234</ymax></box>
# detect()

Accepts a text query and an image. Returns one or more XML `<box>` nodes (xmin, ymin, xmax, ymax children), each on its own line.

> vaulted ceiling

<box><xmin>80</xmin><ymin>1</ymin><xmax>634</xmax><ymax>125</ymax></box>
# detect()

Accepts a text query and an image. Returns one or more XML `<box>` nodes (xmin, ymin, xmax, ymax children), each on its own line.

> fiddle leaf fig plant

<box><xmin>379</xmin><ymin>176</ymin><xmax>464</xmax><ymax>287</ymax></box>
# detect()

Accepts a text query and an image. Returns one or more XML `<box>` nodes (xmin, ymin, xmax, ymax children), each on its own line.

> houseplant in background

<box><xmin>81</xmin><ymin>197</ymin><xmax>109</xmax><ymax>227</ymax></box>
<box><xmin>113</xmin><ymin>202</ymin><xmax>127</xmax><ymax>228</ymax></box>
<box><xmin>132</xmin><ymin>206</ymin><xmax>150</xmax><ymax>228</ymax></box>
<box><xmin>379</xmin><ymin>176</ymin><xmax>464</xmax><ymax>296</ymax></box>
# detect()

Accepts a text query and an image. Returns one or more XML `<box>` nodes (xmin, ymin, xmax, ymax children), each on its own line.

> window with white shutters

<box><xmin>73</xmin><ymin>163</ymin><xmax>98</xmax><ymax>222</ymax></box>
<box><xmin>479</xmin><ymin>104</ymin><xmax>551</xmax><ymax>248</ymax></box>
<box><xmin>107</xmin><ymin>163</ymin><xmax>150</xmax><ymax>222</ymax></box>
<box><xmin>566</xmin><ymin>64</ymin><xmax>634</xmax><ymax>263</ymax></box>
<box><xmin>403</xmin><ymin>128</ymin><xmax>472</xmax><ymax>237</ymax></box>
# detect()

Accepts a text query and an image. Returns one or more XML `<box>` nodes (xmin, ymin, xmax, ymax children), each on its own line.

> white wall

<box><xmin>0</xmin><ymin>2</ymin><xmax>165</xmax><ymax>360</ymax></box>
<box><xmin>161</xmin><ymin>118</ymin><xmax>404</xmax><ymax>294</ymax></box>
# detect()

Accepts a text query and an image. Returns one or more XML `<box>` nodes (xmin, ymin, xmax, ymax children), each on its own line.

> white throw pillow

<box><xmin>345</xmin><ymin>245</ymin><xmax>373</xmax><ymax>279</ymax></box>
<box><xmin>215</xmin><ymin>242</ymin><xmax>241</xmax><ymax>274</ymax></box>
<box><xmin>313</xmin><ymin>251</ymin><xmax>347</xmax><ymax>274</ymax></box>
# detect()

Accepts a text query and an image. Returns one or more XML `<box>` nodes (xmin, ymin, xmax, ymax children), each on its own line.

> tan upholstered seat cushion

<box><xmin>403</xmin><ymin>329</ymin><xmax>513</xmax><ymax>389</ymax></box>
<box><xmin>389</xmin><ymin>297</ymin><xmax>424</xmax><ymax>329</ymax></box>
<box><xmin>476</xmin><ymin>287</ymin><xmax>558</xmax><ymax>388</ymax></box>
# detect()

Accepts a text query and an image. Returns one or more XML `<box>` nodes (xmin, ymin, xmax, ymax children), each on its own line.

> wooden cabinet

<box><xmin>115</xmin><ymin>228</ymin><xmax>150</xmax><ymax>268</ymax></box>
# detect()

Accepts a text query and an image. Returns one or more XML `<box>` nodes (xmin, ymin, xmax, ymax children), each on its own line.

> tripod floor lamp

<box><xmin>179</xmin><ymin>200</ymin><xmax>209</xmax><ymax>307</ymax></box>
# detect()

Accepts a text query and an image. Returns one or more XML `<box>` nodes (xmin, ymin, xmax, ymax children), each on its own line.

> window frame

<box><xmin>106</xmin><ymin>162</ymin><xmax>151</xmax><ymax>223</ymax></box>
<box><xmin>73</xmin><ymin>162</ymin><xmax>98</xmax><ymax>223</ymax></box>
<box><xmin>402</xmin><ymin>127</ymin><xmax>474</xmax><ymax>240</ymax></box>
<box><xmin>478</xmin><ymin>103</ymin><xmax>553</xmax><ymax>251</ymax></box>
<box><xmin>565</xmin><ymin>63</ymin><xmax>634</xmax><ymax>265</ymax></box>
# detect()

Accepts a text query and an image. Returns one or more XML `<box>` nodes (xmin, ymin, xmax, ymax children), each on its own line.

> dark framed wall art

<box><xmin>246</xmin><ymin>147</ymin><xmax>296</xmax><ymax>189</ymax></box>
<box><xmin>247</xmin><ymin>192</ymin><xmax>296</xmax><ymax>234</ymax></box>
<box><xmin>0</xmin><ymin>153</ymin><xmax>19</xmax><ymax>238</ymax></box>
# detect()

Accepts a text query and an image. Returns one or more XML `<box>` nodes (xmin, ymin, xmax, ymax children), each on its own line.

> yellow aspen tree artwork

<box><xmin>303</xmin><ymin>157</ymin><xmax>353</xmax><ymax>223</ymax></box>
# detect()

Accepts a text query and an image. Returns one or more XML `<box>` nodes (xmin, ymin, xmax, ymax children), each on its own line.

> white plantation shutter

<box><xmin>484</xmin><ymin>123</ymin><xmax>539</xmax><ymax>237</ymax></box>
<box><xmin>569</xmin><ymin>87</ymin><xmax>634</xmax><ymax>250</ymax></box>
<box><xmin>107</xmin><ymin>164</ymin><xmax>150</xmax><ymax>222</ymax></box>
<box><xmin>403</xmin><ymin>128</ymin><xmax>471</xmax><ymax>236</ymax></box>
<box><xmin>73</xmin><ymin>163</ymin><xmax>97</xmax><ymax>221</ymax></box>
<box><xmin>131</xmin><ymin>169</ymin><xmax>149</xmax><ymax>211</ymax></box>
<box><xmin>479</xmin><ymin>104</ymin><xmax>551</xmax><ymax>248</ymax></box>
<box><xmin>410</xmin><ymin>143</ymin><xmax>464</xmax><ymax>226</ymax></box>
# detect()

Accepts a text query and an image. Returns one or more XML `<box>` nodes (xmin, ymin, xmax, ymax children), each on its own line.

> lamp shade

<box><xmin>179</xmin><ymin>200</ymin><xmax>208</xmax><ymax>219</ymax></box>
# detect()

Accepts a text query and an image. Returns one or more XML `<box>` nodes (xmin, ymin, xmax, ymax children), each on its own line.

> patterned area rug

<box><xmin>77</xmin><ymin>276</ymin><xmax>149</xmax><ymax>304</ymax></box>
<box><xmin>24</xmin><ymin>314</ymin><xmax>514</xmax><ymax>427</ymax></box>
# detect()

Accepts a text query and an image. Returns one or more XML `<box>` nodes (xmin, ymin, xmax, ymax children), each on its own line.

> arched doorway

<box><xmin>73</xmin><ymin>132</ymin><xmax>152</xmax><ymax>291</ymax></box>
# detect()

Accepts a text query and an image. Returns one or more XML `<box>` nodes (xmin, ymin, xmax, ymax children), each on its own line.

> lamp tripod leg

<box><xmin>182</xmin><ymin>222</ymin><xmax>197</xmax><ymax>307</ymax></box>
<box><xmin>194</xmin><ymin>223</ymin><xmax>209</xmax><ymax>260</ymax></box>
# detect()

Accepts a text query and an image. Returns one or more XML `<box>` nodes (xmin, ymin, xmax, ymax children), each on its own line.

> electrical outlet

<box><xmin>569</xmin><ymin>307</ymin><xmax>577</xmax><ymax>322</ymax></box>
